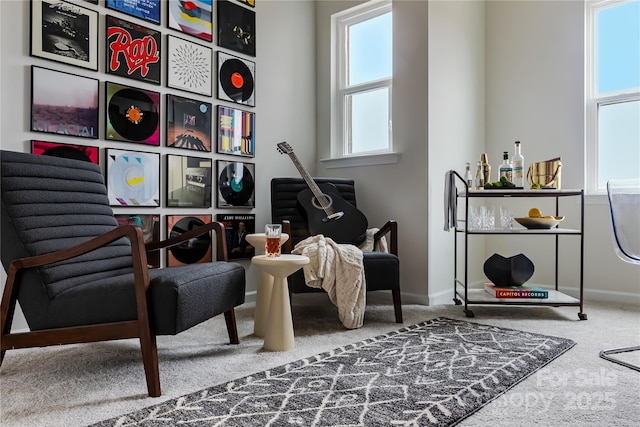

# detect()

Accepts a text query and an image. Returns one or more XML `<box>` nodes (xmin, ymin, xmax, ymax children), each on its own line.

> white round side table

<box><xmin>245</xmin><ymin>233</ymin><xmax>289</xmax><ymax>337</ymax></box>
<box><xmin>250</xmin><ymin>254</ymin><xmax>309</xmax><ymax>351</ymax></box>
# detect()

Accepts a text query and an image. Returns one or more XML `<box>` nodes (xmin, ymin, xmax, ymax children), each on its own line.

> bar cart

<box><xmin>451</xmin><ymin>172</ymin><xmax>587</xmax><ymax>320</ymax></box>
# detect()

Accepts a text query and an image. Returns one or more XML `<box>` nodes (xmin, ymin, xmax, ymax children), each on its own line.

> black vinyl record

<box><xmin>169</xmin><ymin>216</ymin><xmax>211</xmax><ymax>264</ymax></box>
<box><xmin>108</xmin><ymin>88</ymin><xmax>159</xmax><ymax>141</ymax></box>
<box><xmin>218</xmin><ymin>163</ymin><xmax>254</xmax><ymax>206</ymax></box>
<box><xmin>219</xmin><ymin>58</ymin><xmax>254</xmax><ymax>102</ymax></box>
<box><xmin>42</xmin><ymin>146</ymin><xmax>92</xmax><ymax>162</ymax></box>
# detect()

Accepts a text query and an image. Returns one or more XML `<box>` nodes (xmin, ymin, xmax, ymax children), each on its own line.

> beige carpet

<box><xmin>1</xmin><ymin>294</ymin><xmax>639</xmax><ymax>426</ymax></box>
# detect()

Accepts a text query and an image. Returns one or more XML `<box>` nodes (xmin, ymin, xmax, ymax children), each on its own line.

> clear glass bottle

<box><xmin>475</xmin><ymin>160</ymin><xmax>484</xmax><ymax>189</ymax></box>
<box><xmin>464</xmin><ymin>162</ymin><xmax>473</xmax><ymax>188</ymax></box>
<box><xmin>512</xmin><ymin>141</ymin><xmax>525</xmax><ymax>188</ymax></box>
<box><xmin>480</xmin><ymin>153</ymin><xmax>491</xmax><ymax>184</ymax></box>
<box><xmin>499</xmin><ymin>151</ymin><xmax>513</xmax><ymax>182</ymax></box>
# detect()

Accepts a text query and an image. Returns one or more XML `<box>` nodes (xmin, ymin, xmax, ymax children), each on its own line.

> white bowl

<box><xmin>514</xmin><ymin>216</ymin><xmax>565</xmax><ymax>229</ymax></box>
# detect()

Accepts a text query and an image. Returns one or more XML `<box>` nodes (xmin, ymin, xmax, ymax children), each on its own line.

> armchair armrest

<box><xmin>2</xmin><ymin>225</ymin><xmax>150</xmax><ymax>336</ymax></box>
<box><xmin>374</xmin><ymin>220</ymin><xmax>398</xmax><ymax>256</ymax></box>
<box><xmin>145</xmin><ymin>221</ymin><xmax>229</xmax><ymax>262</ymax></box>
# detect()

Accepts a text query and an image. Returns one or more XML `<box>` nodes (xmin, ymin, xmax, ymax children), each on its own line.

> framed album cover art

<box><xmin>106</xmin><ymin>148</ymin><xmax>160</xmax><ymax>207</ymax></box>
<box><xmin>106</xmin><ymin>0</ymin><xmax>161</xmax><ymax>25</ymax></box>
<box><xmin>216</xmin><ymin>160</ymin><xmax>255</xmax><ymax>208</ymax></box>
<box><xmin>167</xmin><ymin>35</ymin><xmax>213</xmax><ymax>97</ymax></box>
<box><xmin>166</xmin><ymin>154</ymin><xmax>212</xmax><ymax>208</ymax></box>
<box><xmin>31</xmin><ymin>66</ymin><xmax>99</xmax><ymax>140</ymax></box>
<box><xmin>30</xmin><ymin>0</ymin><xmax>99</xmax><ymax>71</ymax></box>
<box><xmin>236</xmin><ymin>0</ymin><xmax>255</xmax><ymax>8</ymax></box>
<box><xmin>105</xmin><ymin>81</ymin><xmax>160</xmax><ymax>145</ymax></box>
<box><xmin>217</xmin><ymin>51</ymin><xmax>255</xmax><ymax>107</ymax></box>
<box><xmin>216</xmin><ymin>105</ymin><xmax>255</xmax><ymax>157</ymax></box>
<box><xmin>31</xmin><ymin>140</ymin><xmax>99</xmax><ymax>164</ymax></box>
<box><xmin>166</xmin><ymin>215</ymin><xmax>212</xmax><ymax>266</ymax></box>
<box><xmin>106</xmin><ymin>15</ymin><xmax>161</xmax><ymax>85</ymax></box>
<box><xmin>114</xmin><ymin>214</ymin><xmax>161</xmax><ymax>267</ymax></box>
<box><xmin>217</xmin><ymin>0</ymin><xmax>255</xmax><ymax>57</ymax></box>
<box><xmin>166</xmin><ymin>94</ymin><xmax>212</xmax><ymax>152</ymax></box>
<box><xmin>216</xmin><ymin>213</ymin><xmax>255</xmax><ymax>260</ymax></box>
<box><xmin>167</xmin><ymin>0</ymin><xmax>213</xmax><ymax>42</ymax></box>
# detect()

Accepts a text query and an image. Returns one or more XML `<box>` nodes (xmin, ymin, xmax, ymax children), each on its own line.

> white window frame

<box><xmin>325</xmin><ymin>0</ymin><xmax>397</xmax><ymax>168</ymax></box>
<box><xmin>585</xmin><ymin>0</ymin><xmax>640</xmax><ymax>195</ymax></box>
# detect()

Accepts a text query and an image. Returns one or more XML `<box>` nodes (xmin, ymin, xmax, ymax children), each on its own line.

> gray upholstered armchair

<box><xmin>270</xmin><ymin>177</ymin><xmax>402</xmax><ymax>323</ymax></box>
<box><xmin>0</xmin><ymin>150</ymin><xmax>246</xmax><ymax>397</ymax></box>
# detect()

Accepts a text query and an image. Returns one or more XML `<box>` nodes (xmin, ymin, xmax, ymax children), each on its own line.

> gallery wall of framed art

<box><xmin>22</xmin><ymin>0</ymin><xmax>261</xmax><ymax>268</ymax></box>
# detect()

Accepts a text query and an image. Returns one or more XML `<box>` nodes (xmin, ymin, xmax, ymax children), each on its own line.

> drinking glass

<box><xmin>265</xmin><ymin>224</ymin><xmax>282</xmax><ymax>257</ymax></box>
<box><xmin>499</xmin><ymin>206</ymin><xmax>514</xmax><ymax>229</ymax></box>
<box><xmin>481</xmin><ymin>206</ymin><xmax>495</xmax><ymax>230</ymax></box>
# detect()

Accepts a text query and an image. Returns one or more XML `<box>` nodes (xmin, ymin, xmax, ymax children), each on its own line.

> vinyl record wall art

<box><xmin>166</xmin><ymin>154</ymin><xmax>212</xmax><ymax>208</ymax></box>
<box><xmin>31</xmin><ymin>66</ymin><xmax>99</xmax><ymax>139</ymax></box>
<box><xmin>217</xmin><ymin>0</ymin><xmax>255</xmax><ymax>57</ymax></box>
<box><xmin>216</xmin><ymin>160</ymin><xmax>255</xmax><ymax>208</ymax></box>
<box><xmin>106</xmin><ymin>148</ymin><xmax>160</xmax><ymax>207</ymax></box>
<box><xmin>31</xmin><ymin>140</ymin><xmax>99</xmax><ymax>164</ymax></box>
<box><xmin>106</xmin><ymin>15</ymin><xmax>161</xmax><ymax>85</ymax></box>
<box><xmin>106</xmin><ymin>0</ymin><xmax>161</xmax><ymax>25</ymax></box>
<box><xmin>217</xmin><ymin>105</ymin><xmax>254</xmax><ymax>157</ymax></box>
<box><xmin>30</xmin><ymin>0</ymin><xmax>99</xmax><ymax>71</ymax></box>
<box><xmin>166</xmin><ymin>214</ymin><xmax>212</xmax><ymax>266</ymax></box>
<box><xmin>106</xmin><ymin>82</ymin><xmax>160</xmax><ymax>145</ymax></box>
<box><xmin>166</xmin><ymin>95</ymin><xmax>212</xmax><ymax>152</ymax></box>
<box><xmin>115</xmin><ymin>214</ymin><xmax>161</xmax><ymax>267</ymax></box>
<box><xmin>167</xmin><ymin>0</ymin><xmax>213</xmax><ymax>42</ymax></box>
<box><xmin>217</xmin><ymin>51</ymin><xmax>255</xmax><ymax>107</ymax></box>
<box><xmin>167</xmin><ymin>35</ymin><xmax>213</xmax><ymax>97</ymax></box>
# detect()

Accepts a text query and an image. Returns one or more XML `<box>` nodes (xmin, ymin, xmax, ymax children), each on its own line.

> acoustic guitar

<box><xmin>276</xmin><ymin>142</ymin><xmax>368</xmax><ymax>244</ymax></box>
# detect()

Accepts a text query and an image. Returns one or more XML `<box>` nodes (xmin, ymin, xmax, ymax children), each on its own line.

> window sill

<box><xmin>320</xmin><ymin>152</ymin><xmax>399</xmax><ymax>169</ymax></box>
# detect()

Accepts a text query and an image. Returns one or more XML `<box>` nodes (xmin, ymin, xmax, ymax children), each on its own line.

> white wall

<box><xmin>0</xmin><ymin>0</ymin><xmax>316</xmax><ymax>330</ymax></box>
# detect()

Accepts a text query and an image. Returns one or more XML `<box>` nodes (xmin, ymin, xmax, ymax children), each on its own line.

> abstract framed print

<box><xmin>114</xmin><ymin>214</ymin><xmax>161</xmax><ymax>267</ymax></box>
<box><xmin>106</xmin><ymin>0</ymin><xmax>161</xmax><ymax>25</ymax></box>
<box><xmin>167</xmin><ymin>35</ymin><xmax>213</xmax><ymax>97</ymax></box>
<box><xmin>217</xmin><ymin>0</ymin><xmax>255</xmax><ymax>57</ymax></box>
<box><xmin>106</xmin><ymin>15</ymin><xmax>161</xmax><ymax>85</ymax></box>
<box><xmin>216</xmin><ymin>213</ymin><xmax>255</xmax><ymax>260</ymax></box>
<box><xmin>216</xmin><ymin>160</ymin><xmax>255</xmax><ymax>208</ymax></box>
<box><xmin>106</xmin><ymin>148</ymin><xmax>160</xmax><ymax>207</ymax></box>
<box><xmin>216</xmin><ymin>105</ymin><xmax>254</xmax><ymax>157</ymax></box>
<box><xmin>166</xmin><ymin>214</ymin><xmax>212</xmax><ymax>266</ymax></box>
<box><xmin>30</xmin><ymin>0</ymin><xmax>99</xmax><ymax>71</ymax></box>
<box><xmin>167</xmin><ymin>0</ymin><xmax>213</xmax><ymax>42</ymax></box>
<box><xmin>217</xmin><ymin>51</ymin><xmax>255</xmax><ymax>107</ymax></box>
<box><xmin>166</xmin><ymin>154</ymin><xmax>213</xmax><ymax>208</ymax></box>
<box><xmin>167</xmin><ymin>95</ymin><xmax>213</xmax><ymax>152</ymax></box>
<box><xmin>31</xmin><ymin>66</ymin><xmax>99</xmax><ymax>140</ymax></box>
<box><xmin>105</xmin><ymin>81</ymin><xmax>160</xmax><ymax>145</ymax></box>
<box><xmin>31</xmin><ymin>140</ymin><xmax>99</xmax><ymax>164</ymax></box>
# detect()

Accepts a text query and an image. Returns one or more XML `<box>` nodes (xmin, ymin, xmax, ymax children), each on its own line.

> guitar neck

<box><xmin>285</xmin><ymin>152</ymin><xmax>335</xmax><ymax>215</ymax></box>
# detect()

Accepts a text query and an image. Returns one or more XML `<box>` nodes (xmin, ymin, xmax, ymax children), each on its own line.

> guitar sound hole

<box><xmin>311</xmin><ymin>194</ymin><xmax>332</xmax><ymax>211</ymax></box>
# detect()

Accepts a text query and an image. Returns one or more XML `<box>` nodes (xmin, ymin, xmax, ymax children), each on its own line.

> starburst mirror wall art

<box><xmin>167</xmin><ymin>35</ymin><xmax>212</xmax><ymax>97</ymax></box>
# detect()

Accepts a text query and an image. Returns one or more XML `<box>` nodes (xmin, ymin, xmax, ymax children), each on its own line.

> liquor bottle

<box><xmin>512</xmin><ymin>141</ymin><xmax>525</xmax><ymax>188</ymax></box>
<box><xmin>499</xmin><ymin>151</ymin><xmax>513</xmax><ymax>182</ymax></box>
<box><xmin>480</xmin><ymin>153</ymin><xmax>492</xmax><ymax>184</ymax></box>
<box><xmin>464</xmin><ymin>162</ymin><xmax>473</xmax><ymax>188</ymax></box>
<box><xmin>475</xmin><ymin>160</ymin><xmax>484</xmax><ymax>189</ymax></box>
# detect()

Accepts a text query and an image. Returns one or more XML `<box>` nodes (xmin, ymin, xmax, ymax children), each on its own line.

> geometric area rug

<box><xmin>90</xmin><ymin>317</ymin><xmax>575</xmax><ymax>427</ymax></box>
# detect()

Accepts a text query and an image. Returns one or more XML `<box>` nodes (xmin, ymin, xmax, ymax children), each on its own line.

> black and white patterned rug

<box><xmin>91</xmin><ymin>317</ymin><xmax>575</xmax><ymax>426</ymax></box>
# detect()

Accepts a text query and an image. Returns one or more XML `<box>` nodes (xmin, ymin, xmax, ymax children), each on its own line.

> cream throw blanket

<box><xmin>291</xmin><ymin>229</ymin><xmax>387</xmax><ymax>329</ymax></box>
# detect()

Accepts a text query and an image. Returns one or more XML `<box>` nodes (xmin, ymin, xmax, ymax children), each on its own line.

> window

<box><xmin>586</xmin><ymin>0</ymin><xmax>640</xmax><ymax>194</ymax></box>
<box><xmin>331</xmin><ymin>0</ymin><xmax>392</xmax><ymax>161</ymax></box>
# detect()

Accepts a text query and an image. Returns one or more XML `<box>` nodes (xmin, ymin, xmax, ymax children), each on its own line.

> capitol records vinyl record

<box><xmin>166</xmin><ymin>214</ymin><xmax>212</xmax><ymax>266</ymax></box>
<box><xmin>217</xmin><ymin>51</ymin><xmax>255</xmax><ymax>107</ymax></box>
<box><xmin>216</xmin><ymin>160</ymin><xmax>255</xmax><ymax>208</ymax></box>
<box><xmin>106</xmin><ymin>148</ymin><xmax>160</xmax><ymax>207</ymax></box>
<box><xmin>31</xmin><ymin>140</ymin><xmax>99</xmax><ymax>164</ymax></box>
<box><xmin>106</xmin><ymin>82</ymin><xmax>160</xmax><ymax>145</ymax></box>
<box><xmin>216</xmin><ymin>213</ymin><xmax>255</xmax><ymax>260</ymax></box>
